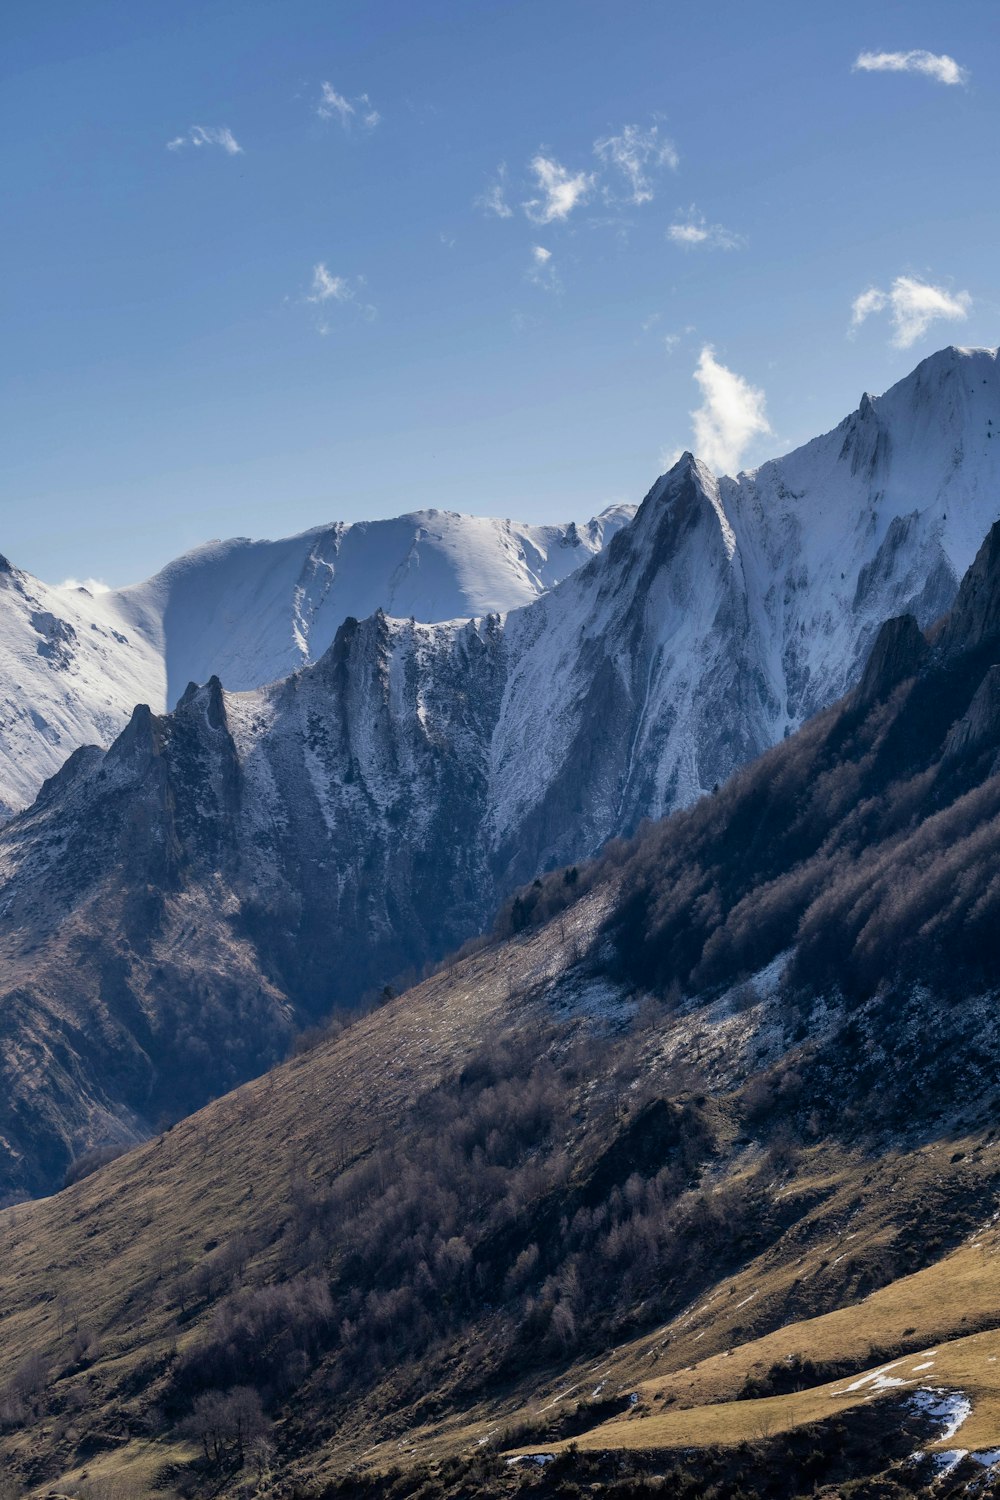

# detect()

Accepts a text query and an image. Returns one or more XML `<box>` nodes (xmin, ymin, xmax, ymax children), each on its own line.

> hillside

<box><xmin>2</xmin><ymin>512</ymin><xmax>1000</xmax><ymax>1496</ymax></box>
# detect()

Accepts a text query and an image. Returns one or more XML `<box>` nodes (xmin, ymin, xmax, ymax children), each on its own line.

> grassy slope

<box><xmin>359</xmin><ymin>1141</ymin><xmax>1000</xmax><ymax>1472</ymax></box>
<box><xmin>0</xmin><ymin>887</ymin><xmax>623</xmax><ymax>1492</ymax></box>
<box><xmin>2</xmin><ymin>869</ymin><xmax>1000</xmax><ymax>1495</ymax></box>
<box><xmin>516</xmin><ymin>1224</ymin><xmax>1000</xmax><ymax>1456</ymax></box>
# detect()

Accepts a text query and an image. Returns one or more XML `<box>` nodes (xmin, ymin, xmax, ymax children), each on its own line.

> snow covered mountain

<box><xmin>0</xmin><ymin>505</ymin><xmax>633</xmax><ymax>819</ymax></box>
<box><xmin>0</xmin><ymin>344</ymin><xmax>998</xmax><ymax>1194</ymax></box>
<box><xmin>492</xmin><ymin>344</ymin><xmax>1000</xmax><ymax>875</ymax></box>
<box><xmin>0</xmin><ymin>559</ymin><xmax>163</xmax><ymax>821</ymax></box>
<box><xmin>120</xmin><ymin>504</ymin><xmax>635</xmax><ymax>708</ymax></box>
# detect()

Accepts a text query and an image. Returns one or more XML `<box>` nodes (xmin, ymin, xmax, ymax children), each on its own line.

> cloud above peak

<box><xmin>850</xmin><ymin>274</ymin><xmax>971</xmax><ymax>348</ymax></box>
<box><xmin>167</xmin><ymin>125</ymin><xmax>242</xmax><ymax>154</ymax></box>
<box><xmin>594</xmin><ymin>123</ymin><xmax>678</xmax><ymax>205</ymax></box>
<box><xmin>522</xmin><ymin>155</ymin><xmax>594</xmax><ymax>224</ymax></box>
<box><xmin>688</xmin><ymin>347</ymin><xmax>772</xmax><ymax>476</ymax></box>
<box><xmin>853</xmin><ymin>49</ymin><xmax>968</xmax><ymax>86</ymax></box>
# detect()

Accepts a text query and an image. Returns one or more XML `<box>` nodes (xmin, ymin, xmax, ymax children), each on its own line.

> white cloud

<box><xmin>167</xmin><ymin>125</ymin><xmax>242</xmax><ymax>155</ymax></box>
<box><xmin>318</xmin><ymin>82</ymin><xmax>354</xmax><ymax>124</ymax></box>
<box><xmin>640</xmin><ymin>315</ymin><xmax>690</xmax><ymax>355</ymax></box>
<box><xmin>305</xmin><ymin>263</ymin><xmax>375</xmax><ymax>333</ymax></box>
<box><xmin>853</xmin><ymin>49</ymin><xmax>968</xmax><ymax>86</ymax></box>
<box><xmin>476</xmin><ymin>164</ymin><xmax>513</xmax><ymax>219</ymax></box>
<box><xmin>317</xmin><ymin>82</ymin><xmax>380</xmax><ymax>129</ymax></box>
<box><xmin>527</xmin><ymin>244</ymin><xmax>559</xmax><ymax>290</ymax></box>
<box><xmin>594</xmin><ymin>123</ymin><xmax>678</xmax><ymax>205</ymax></box>
<box><xmin>357</xmin><ymin>93</ymin><xmax>381</xmax><ymax>129</ymax></box>
<box><xmin>59</xmin><ymin>577</ymin><xmax>110</xmax><ymax>595</ymax></box>
<box><xmin>667</xmin><ymin>208</ymin><xmax>743</xmax><ymax>250</ymax></box>
<box><xmin>688</xmin><ymin>346</ymin><xmax>772</xmax><ymax>475</ymax></box>
<box><xmin>523</xmin><ymin>154</ymin><xmax>594</xmax><ymax>224</ymax></box>
<box><xmin>308</xmin><ymin>264</ymin><xmax>354</xmax><ymax>304</ymax></box>
<box><xmin>850</xmin><ymin>286</ymin><xmax>889</xmax><ymax>326</ymax></box>
<box><xmin>850</xmin><ymin>274</ymin><xmax>971</xmax><ymax>348</ymax></box>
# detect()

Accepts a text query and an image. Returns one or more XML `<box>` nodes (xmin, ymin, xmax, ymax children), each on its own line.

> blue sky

<box><xmin>3</xmin><ymin>0</ymin><xmax>998</xmax><ymax>586</ymax></box>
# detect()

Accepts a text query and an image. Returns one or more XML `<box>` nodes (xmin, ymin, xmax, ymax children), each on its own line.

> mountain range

<box><xmin>0</xmin><ymin>505</ymin><xmax>633</xmax><ymax>821</ymax></box>
<box><xmin>2</xmin><ymin>413</ymin><xmax>1000</xmax><ymax>1495</ymax></box>
<box><xmin>0</xmin><ymin>346</ymin><xmax>996</xmax><ymax>1199</ymax></box>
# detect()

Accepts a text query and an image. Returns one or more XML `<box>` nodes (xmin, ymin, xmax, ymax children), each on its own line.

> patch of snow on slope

<box><xmin>910</xmin><ymin>1387</ymin><xmax>972</xmax><ymax>1443</ymax></box>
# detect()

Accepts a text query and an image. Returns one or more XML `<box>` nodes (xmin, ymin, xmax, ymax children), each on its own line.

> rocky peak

<box><xmin>943</xmin><ymin>663</ymin><xmax>1000</xmax><ymax>761</ymax></box>
<box><xmin>107</xmin><ymin>701</ymin><xmax>161</xmax><ymax>764</ymax></box>
<box><xmin>626</xmin><ymin>452</ymin><xmax>735</xmax><ymax>574</ymax></box>
<box><xmin>855</xmin><ymin>614</ymin><xmax>929</xmax><ymax>708</ymax></box>
<box><xmin>939</xmin><ymin>521</ymin><xmax>1000</xmax><ymax>656</ymax></box>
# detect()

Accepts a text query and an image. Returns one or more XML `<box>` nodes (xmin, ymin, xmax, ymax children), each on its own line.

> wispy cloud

<box><xmin>480</xmin><ymin>125</ymin><xmax>675</xmax><ymax>239</ymax></box>
<box><xmin>317</xmin><ymin>82</ymin><xmax>380</xmax><ymax>129</ymax></box>
<box><xmin>688</xmin><ymin>346</ymin><xmax>772</xmax><ymax>475</ymax></box>
<box><xmin>640</xmin><ymin>314</ymin><xmax>694</xmax><ymax>354</ymax></box>
<box><xmin>850</xmin><ymin>274</ymin><xmax>971</xmax><ymax>348</ymax></box>
<box><xmin>308</xmin><ymin>264</ymin><xmax>354</xmax><ymax>304</ymax></box>
<box><xmin>667</xmin><ymin>208</ymin><xmax>744</xmax><ymax>250</ymax></box>
<box><xmin>305</xmin><ymin>262</ymin><xmax>376</xmax><ymax>334</ymax></box>
<box><xmin>167</xmin><ymin>125</ymin><xmax>242</xmax><ymax>155</ymax></box>
<box><xmin>594</xmin><ymin>123</ymin><xmax>678</xmax><ymax>205</ymax></box>
<box><xmin>318</xmin><ymin>83</ymin><xmax>353</xmax><ymax>124</ymax></box>
<box><xmin>853</xmin><ymin>49</ymin><xmax>968</xmax><ymax>85</ymax></box>
<box><xmin>476</xmin><ymin>164</ymin><xmax>514</xmax><ymax>219</ymax></box>
<box><xmin>523</xmin><ymin>155</ymin><xmax>594</xmax><ymax>224</ymax></box>
<box><xmin>527</xmin><ymin>244</ymin><xmax>559</xmax><ymax>291</ymax></box>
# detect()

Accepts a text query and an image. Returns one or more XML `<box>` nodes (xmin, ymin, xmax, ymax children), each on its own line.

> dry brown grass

<box><xmin>0</xmin><ymin>890</ymin><xmax>617</xmax><ymax>1493</ymax></box>
<box><xmin>2</xmin><ymin>881</ymin><xmax>1000</xmax><ymax>1493</ymax></box>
